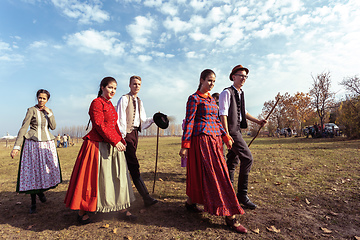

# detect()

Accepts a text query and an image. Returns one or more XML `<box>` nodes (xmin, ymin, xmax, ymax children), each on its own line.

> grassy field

<box><xmin>0</xmin><ymin>136</ymin><xmax>359</xmax><ymax>239</ymax></box>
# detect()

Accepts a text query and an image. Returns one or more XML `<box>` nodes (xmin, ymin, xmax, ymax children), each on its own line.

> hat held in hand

<box><xmin>153</xmin><ymin>112</ymin><xmax>169</xmax><ymax>129</ymax></box>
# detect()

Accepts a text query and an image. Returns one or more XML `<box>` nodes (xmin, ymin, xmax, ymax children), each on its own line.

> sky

<box><xmin>1</xmin><ymin>0</ymin><xmax>360</xmax><ymax>137</ymax></box>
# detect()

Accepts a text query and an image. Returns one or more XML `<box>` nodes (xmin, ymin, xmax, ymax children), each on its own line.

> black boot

<box><xmin>133</xmin><ymin>176</ymin><xmax>158</xmax><ymax>207</ymax></box>
<box><xmin>37</xmin><ymin>192</ymin><xmax>47</xmax><ymax>203</ymax></box>
<box><xmin>30</xmin><ymin>194</ymin><xmax>36</xmax><ymax>214</ymax></box>
<box><xmin>237</xmin><ymin>174</ymin><xmax>257</xmax><ymax>209</ymax></box>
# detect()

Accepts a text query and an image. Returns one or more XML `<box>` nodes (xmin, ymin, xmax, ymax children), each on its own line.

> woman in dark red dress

<box><xmin>179</xmin><ymin>69</ymin><xmax>247</xmax><ymax>233</ymax></box>
<box><xmin>65</xmin><ymin>77</ymin><xmax>135</xmax><ymax>224</ymax></box>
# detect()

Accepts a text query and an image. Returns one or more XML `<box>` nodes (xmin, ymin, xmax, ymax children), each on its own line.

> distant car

<box><xmin>324</xmin><ymin>123</ymin><xmax>339</xmax><ymax>137</ymax></box>
<box><xmin>280</xmin><ymin>128</ymin><xmax>293</xmax><ymax>137</ymax></box>
<box><xmin>324</xmin><ymin>123</ymin><xmax>339</xmax><ymax>130</ymax></box>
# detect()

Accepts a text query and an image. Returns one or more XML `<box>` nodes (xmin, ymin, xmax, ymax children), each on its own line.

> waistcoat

<box><xmin>226</xmin><ymin>86</ymin><xmax>247</xmax><ymax>134</ymax></box>
<box><xmin>125</xmin><ymin>93</ymin><xmax>142</xmax><ymax>133</ymax></box>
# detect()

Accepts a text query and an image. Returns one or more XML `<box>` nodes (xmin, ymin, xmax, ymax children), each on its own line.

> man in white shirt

<box><xmin>219</xmin><ymin>65</ymin><xmax>267</xmax><ymax>209</ymax></box>
<box><xmin>116</xmin><ymin>75</ymin><xmax>158</xmax><ymax>207</ymax></box>
<box><xmin>62</xmin><ymin>134</ymin><xmax>68</xmax><ymax>148</ymax></box>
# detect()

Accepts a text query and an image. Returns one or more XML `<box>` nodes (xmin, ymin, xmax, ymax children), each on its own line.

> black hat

<box><xmin>153</xmin><ymin>112</ymin><xmax>169</xmax><ymax>129</ymax></box>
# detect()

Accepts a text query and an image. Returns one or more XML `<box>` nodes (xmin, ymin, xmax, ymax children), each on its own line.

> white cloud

<box><xmin>163</xmin><ymin>16</ymin><xmax>192</xmax><ymax>33</ymax></box>
<box><xmin>144</xmin><ymin>0</ymin><xmax>162</xmax><ymax>7</ymax></box>
<box><xmin>186</xmin><ymin>51</ymin><xmax>205</xmax><ymax>59</ymax></box>
<box><xmin>160</xmin><ymin>2</ymin><xmax>178</xmax><ymax>16</ymax></box>
<box><xmin>150</xmin><ymin>51</ymin><xmax>175</xmax><ymax>58</ymax></box>
<box><xmin>51</xmin><ymin>0</ymin><xmax>109</xmax><ymax>24</ymax></box>
<box><xmin>0</xmin><ymin>54</ymin><xmax>24</xmax><ymax>62</ymax></box>
<box><xmin>159</xmin><ymin>32</ymin><xmax>172</xmax><ymax>43</ymax></box>
<box><xmin>66</xmin><ymin>29</ymin><xmax>125</xmax><ymax>56</ymax></box>
<box><xmin>127</xmin><ymin>15</ymin><xmax>156</xmax><ymax>46</ymax></box>
<box><xmin>0</xmin><ymin>41</ymin><xmax>24</xmax><ymax>62</ymax></box>
<box><xmin>29</xmin><ymin>41</ymin><xmax>48</xmax><ymax>48</ymax></box>
<box><xmin>189</xmin><ymin>0</ymin><xmax>210</xmax><ymax>11</ymax></box>
<box><xmin>118</xmin><ymin>0</ymin><xmax>141</xmax><ymax>3</ymax></box>
<box><xmin>138</xmin><ymin>55</ymin><xmax>153</xmax><ymax>62</ymax></box>
<box><xmin>207</xmin><ymin>6</ymin><xmax>226</xmax><ymax>23</ymax></box>
<box><xmin>0</xmin><ymin>41</ymin><xmax>11</xmax><ymax>51</ymax></box>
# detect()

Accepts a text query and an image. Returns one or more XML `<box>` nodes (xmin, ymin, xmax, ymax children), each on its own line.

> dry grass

<box><xmin>0</xmin><ymin>136</ymin><xmax>359</xmax><ymax>239</ymax></box>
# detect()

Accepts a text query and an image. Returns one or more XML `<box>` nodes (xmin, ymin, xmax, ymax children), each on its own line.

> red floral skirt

<box><xmin>186</xmin><ymin>134</ymin><xmax>244</xmax><ymax>216</ymax></box>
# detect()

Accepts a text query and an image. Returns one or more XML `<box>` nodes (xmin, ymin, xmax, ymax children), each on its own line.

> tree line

<box><xmin>257</xmin><ymin>72</ymin><xmax>360</xmax><ymax>138</ymax></box>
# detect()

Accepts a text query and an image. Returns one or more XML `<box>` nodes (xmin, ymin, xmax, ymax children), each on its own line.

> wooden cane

<box><xmin>152</xmin><ymin>125</ymin><xmax>160</xmax><ymax>193</ymax></box>
<box><xmin>247</xmin><ymin>95</ymin><xmax>281</xmax><ymax>147</ymax></box>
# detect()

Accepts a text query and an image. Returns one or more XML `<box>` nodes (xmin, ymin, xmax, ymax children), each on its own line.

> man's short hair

<box><xmin>130</xmin><ymin>75</ymin><xmax>141</xmax><ymax>84</ymax></box>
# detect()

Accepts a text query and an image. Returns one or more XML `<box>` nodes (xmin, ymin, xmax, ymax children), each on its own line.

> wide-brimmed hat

<box><xmin>229</xmin><ymin>65</ymin><xmax>249</xmax><ymax>80</ymax></box>
<box><xmin>153</xmin><ymin>112</ymin><xmax>169</xmax><ymax>129</ymax></box>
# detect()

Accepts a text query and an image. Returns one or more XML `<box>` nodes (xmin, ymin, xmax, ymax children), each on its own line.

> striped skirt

<box><xmin>64</xmin><ymin>140</ymin><xmax>135</xmax><ymax>212</ymax></box>
<box><xmin>17</xmin><ymin>139</ymin><xmax>62</xmax><ymax>193</ymax></box>
<box><xmin>186</xmin><ymin>134</ymin><xmax>244</xmax><ymax>216</ymax></box>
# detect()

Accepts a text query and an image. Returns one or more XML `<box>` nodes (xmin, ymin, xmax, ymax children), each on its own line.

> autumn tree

<box><xmin>339</xmin><ymin>75</ymin><xmax>360</xmax><ymax>96</ymax></box>
<box><xmin>287</xmin><ymin>92</ymin><xmax>313</xmax><ymax>136</ymax></box>
<box><xmin>261</xmin><ymin>93</ymin><xmax>284</xmax><ymax>136</ymax></box>
<box><xmin>309</xmin><ymin>72</ymin><xmax>335</xmax><ymax>132</ymax></box>
<box><xmin>338</xmin><ymin>75</ymin><xmax>360</xmax><ymax>138</ymax></box>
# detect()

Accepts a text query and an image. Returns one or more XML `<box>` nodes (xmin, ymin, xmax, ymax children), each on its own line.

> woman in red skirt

<box><xmin>65</xmin><ymin>77</ymin><xmax>135</xmax><ymax>224</ymax></box>
<box><xmin>179</xmin><ymin>69</ymin><xmax>247</xmax><ymax>233</ymax></box>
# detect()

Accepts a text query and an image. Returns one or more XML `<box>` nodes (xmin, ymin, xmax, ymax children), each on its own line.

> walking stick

<box><xmin>247</xmin><ymin>95</ymin><xmax>281</xmax><ymax>147</ymax></box>
<box><xmin>152</xmin><ymin>125</ymin><xmax>160</xmax><ymax>193</ymax></box>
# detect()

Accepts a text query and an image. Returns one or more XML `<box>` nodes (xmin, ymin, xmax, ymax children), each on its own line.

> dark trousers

<box><xmin>227</xmin><ymin>130</ymin><xmax>253</xmax><ymax>191</ymax></box>
<box><xmin>124</xmin><ymin>129</ymin><xmax>141</xmax><ymax>180</ymax></box>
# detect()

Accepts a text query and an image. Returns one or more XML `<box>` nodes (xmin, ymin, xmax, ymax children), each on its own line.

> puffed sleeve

<box><xmin>90</xmin><ymin>99</ymin><xmax>123</xmax><ymax>147</ymax></box>
<box><xmin>181</xmin><ymin>94</ymin><xmax>197</xmax><ymax>148</ymax></box>
<box><xmin>46</xmin><ymin>109</ymin><xmax>56</xmax><ymax>130</ymax></box>
<box><xmin>13</xmin><ymin>108</ymin><xmax>33</xmax><ymax>149</ymax></box>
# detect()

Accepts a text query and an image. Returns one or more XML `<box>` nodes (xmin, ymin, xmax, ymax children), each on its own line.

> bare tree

<box><xmin>309</xmin><ymin>72</ymin><xmax>335</xmax><ymax>132</ymax></box>
<box><xmin>340</xmin><ymin>75</ymin><xmax>360</xmax><ymax>96</ymax></box>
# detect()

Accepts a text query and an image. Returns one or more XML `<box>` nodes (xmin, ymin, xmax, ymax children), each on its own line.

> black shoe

<box><xmin>29</xmin><ymin>204</ymin><xmax>36</xmax><ymax>214</ymax></box>
<box><xmin>133</xmin><ymin>176</ymin><xmax>158</xmax><ymax>207</ymax></box>
<box><xmin>237</xmin><ymin>194</ymin><xmax>257</xmax><ymax>209</ymax></box>
<box><xmin>37</xmin><ymin>193</ymin><xmax>47</xmax><ymax>203</ymax></box>
<box><xmin>120</xmin><ymin>211</ymin><xmax>138</xmax><ymax>221</ymax></box>
<box><xmin>185</xmin><ymin>202</ymin><xmax>202</xmax><ymax>213</ymax></box>
<box><xmin>77</xmin><ymin>214</ymin><xmax>91</xmax><ymax>225</ymax></box>
<box><xmin>144</xmin><ymin>196</ymin><xmax>158</xmax><ymax>207</ymax></box>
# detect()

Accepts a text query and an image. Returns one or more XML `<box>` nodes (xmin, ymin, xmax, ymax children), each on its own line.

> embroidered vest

<box><xmin>226</xmin><ymin>87</ymin><xmax>247</xmax><ymax>134</ymax></box>
<box><xmin>125</xmin><ymin>93</ymin><xmax>142</xmax><ymax>133</ymax></box>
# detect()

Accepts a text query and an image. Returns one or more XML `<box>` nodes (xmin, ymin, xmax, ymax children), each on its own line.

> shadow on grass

<box><xmin>0</xmin><ymin>190</ymin><xmax>77</xmax><ymax>232</ymax></box>
<box><xmin>141</xmin><ymin>171</ymin><xmax>186</xmax><ymax>183</ymax></box>
<box><xmin>0</xmin><ymin>188</ymin><xmax>230</xmax><ymax>234</ymax></box>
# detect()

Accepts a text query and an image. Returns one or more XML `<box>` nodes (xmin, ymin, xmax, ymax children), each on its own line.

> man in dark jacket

<box><xmin>219</xmin><ymin>65</ymin><xmax>267</xmax><ymax>209</ymax></box>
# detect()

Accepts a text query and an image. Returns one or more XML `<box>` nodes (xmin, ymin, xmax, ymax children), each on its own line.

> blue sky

<box><xmin>1</xmin><ymin>0</ymin><xmax>359</xmax><ymax>136</ymax></box>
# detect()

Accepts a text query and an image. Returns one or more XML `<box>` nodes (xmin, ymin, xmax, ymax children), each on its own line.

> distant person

<box><xmin>56</xmin><ymin>134</ymin><xmax>61</xmax><ymax>147</ymax></box>
<box><xmin>212</xmin><ymin>92</ymin><xmax>220</xmax><ymax>106</ymax></box>
<box><xmin>62</xmin><ymin>134</ymin><xmax>68</xmax><ymax>148</ymax></box>
<box><xmin>179</xmin><ymin>69</ymin><xmax>247</xmax><ymax>233</ymax></box>
<box><xmin>287</xmin><ymin>127</ymin><xmax>291</xmax><ymax>137</ymax></box>
<box><xmin>65</xmin><ymin>77</ymin><xmax>136</xmax><ymax>224</ymax></box>
<box><xmin>10</xmin><ymin>89</ymin><xmax>62</xmax><ymax>214</ymax></box>
<box><xmin>67</xmin><ymin>134</ymin><xmax>71</xmax><ymax>146</ymax></box>
<box><xmin>116</xmin><ymin>75</ymin><xmax>158</xmax><ymax>207</ymax></box>
<box><xmin>219</xmin><ymin>65</ymin><xmax>267</xmax><ymax>210</ymax></box>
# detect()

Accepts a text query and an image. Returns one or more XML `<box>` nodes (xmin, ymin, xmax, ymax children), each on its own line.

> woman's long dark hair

<box><xmin>197</xmin><ymin>69</ymin><xmax>215</xmax><ymax>91</ymax></box>
<box><xmin>98</xmin><ymin>77</ymin><xmax>117</xmax><ymax>97</ymax></box>
<box><xmin>86</xmin><ymin>77</ymin><xmax>117</xmax><ymax>131</ymax></box>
